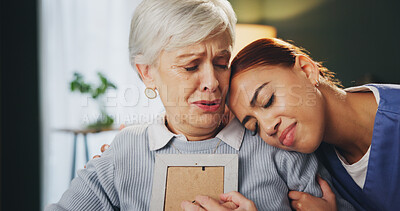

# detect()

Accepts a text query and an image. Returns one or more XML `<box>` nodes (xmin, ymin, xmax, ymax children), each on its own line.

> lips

<box><xmin>192</xmin><ymin>99</ymin><xmax>221</xmax><ymax>112</ymax></box>
<box><xmin>279</xmin><ymin>123</ymin><xmax>297</xmax><ymax>147</ymax></box>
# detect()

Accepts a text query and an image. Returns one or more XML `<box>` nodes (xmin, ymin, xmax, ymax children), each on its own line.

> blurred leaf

<box><xmin>108</xmin><ymin>82</ymin><xmax>117</xmax><ymax>89</ymax></box>
<box><xmin>98</xmin><ymin>72</ymin><xmax>107</xmax><ymax>84</ymax></box>
<box><xmin>69</xmin><ymin>71</ymin><xmax>117</xmax><ymax>129</ymax></box>
<box><xmin>70</xmin><ymin>72</ymin><xmax>93</xmax><ymax>94</ymax></box>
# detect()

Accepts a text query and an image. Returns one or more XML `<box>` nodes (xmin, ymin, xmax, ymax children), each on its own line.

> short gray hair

<box><xmin>129</xmin><ymin>0</ymin><xmax>237</xmax><ymax>69</ymax></box>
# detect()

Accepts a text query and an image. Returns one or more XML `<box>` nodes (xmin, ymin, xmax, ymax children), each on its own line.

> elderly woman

<box><xmin>46</xmin><ymin>1</ymin><xmax>353</xmax><ymax>210</ymax></box>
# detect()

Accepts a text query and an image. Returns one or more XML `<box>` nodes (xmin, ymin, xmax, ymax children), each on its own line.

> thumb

<box><xmin>317</xmin><ymin>176</ymin><xmax>335</xmax><ymax>202</ymax></box>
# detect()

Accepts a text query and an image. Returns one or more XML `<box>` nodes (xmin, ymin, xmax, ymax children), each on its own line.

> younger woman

<box><xmin>184</xmin><ymin>38</ymin><xmax>400</xmax><ymax>210</ymax></box>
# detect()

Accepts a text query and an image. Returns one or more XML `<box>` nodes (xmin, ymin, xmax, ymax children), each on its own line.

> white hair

<box><xmin>129</xmin><ymin>0</ymin><xmax>237</xmax><ymax>70</ymax></box>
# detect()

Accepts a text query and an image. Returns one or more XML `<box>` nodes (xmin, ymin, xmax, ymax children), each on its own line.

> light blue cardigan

<box><xmin>46</xmin><ymin>120</ymin><xmax>354</xmax><ymax>210</ymax></box>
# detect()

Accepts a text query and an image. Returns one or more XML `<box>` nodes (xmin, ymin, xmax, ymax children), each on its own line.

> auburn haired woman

<box><xmin>186</xmin><ymin>38</ymin><xmax>400</xmax><ymax>211</ymax></box>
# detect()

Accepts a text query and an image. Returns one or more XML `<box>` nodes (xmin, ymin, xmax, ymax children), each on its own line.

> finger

<box><xmin>221</xmin><ymin>201</ymin><xmax>238</xmax><ymax>209</ymax></box>
<box><xmin>195</xmin><ymin>195</ymin><xmax>228</xmax><ymax>211</ymax></box>
<box><xmin>317</xmin><ymin>176</ymin><xmax>335</xmax><ymax>201</ymax></box>
<box><xmin>288</xmin><ymin>191</ymin><xmax>314</xmax><ymax>203</ymax></box>
<box><xmin>100</xmin><ymin>144</ymin><xmax>110</xmax><ymax>153</ymax></box>
<box><xmin>93</xmin><ymin>155</ymin><xmax>101</xmax><ymax>159</ymax></box>
<box><xmin>181</xmin><ymin>200</ymin><xmax>206</xmax><ymax>211</ymax></box>
<box><xmin>288</xmin><ymin>191</ymin><xmax>303</xmax><ymax>200</ymax></box>
<box><xmin>291</xmin><ymin>200</ymin><xmax>302</xmax><ymax>210</ymax></box>
<box><xmin>220</xmin><ymin>191</ymin><xmax>244</xmax><ymax>203</ymax></box>
<box><xmin>119</xmin><ymin>124</ymin><xmax>125</xmax><ymax>130</ymax></box>
<box><xmin>220</xmin><ymin>191</ymin><xmax>255</xmax><ymax>209</ymax></box>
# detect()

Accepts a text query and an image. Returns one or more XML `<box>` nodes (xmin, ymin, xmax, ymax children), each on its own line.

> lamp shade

<box><xmin>233</xmin><ymin>24</ymin><xmax>277</xmax><ymax>58</ymax></box>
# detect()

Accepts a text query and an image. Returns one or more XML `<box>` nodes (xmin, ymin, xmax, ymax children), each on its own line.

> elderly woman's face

<box><xmin>153</xmin><ymin>33</ymin><xmax>231</xmax><ymax>132</ymax></box>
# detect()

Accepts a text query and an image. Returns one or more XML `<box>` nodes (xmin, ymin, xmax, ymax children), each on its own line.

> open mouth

<box><xmin>201</xmin><ymin>102</ymin><xmax>218</xmax><ymax>106</ymax></box>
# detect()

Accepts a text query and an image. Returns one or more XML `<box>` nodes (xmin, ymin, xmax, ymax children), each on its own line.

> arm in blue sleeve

<box><xmin>45</xmin><ymin>145</ymin><xmax>119</xmax><ymax>211</ymax></box>
<box><xmin>276</xmin><ymin>150</ymin><xmax>323</xmax><ymax>196</ymax></box>
<box><xmin>276</xmin><ymin>150</ymin><xmax>355</xmax><ymax>210</ymax></box>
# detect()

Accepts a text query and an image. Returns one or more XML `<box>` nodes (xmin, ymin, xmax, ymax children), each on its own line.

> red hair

<box><xmin>230</xmin><ymin>38</ymin><xmax>342</xmax><ymax>87</ymax></box>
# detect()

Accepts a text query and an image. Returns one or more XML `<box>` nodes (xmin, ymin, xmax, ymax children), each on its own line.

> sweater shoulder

<box><xmin>242</xmin><ymin>129</ymin><xmax>318</xmax><ymax>172</ymax></box>
<box><xmin>110</xmin><ymin>124</ymin><xmax>150</xmax><ymax>153</ymax></box>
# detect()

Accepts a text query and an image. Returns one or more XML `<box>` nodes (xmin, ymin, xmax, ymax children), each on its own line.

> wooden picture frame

<box><xmin>150</xmin><ymin>154</ymin><xmax>239</xmax><ymax>211</ymax></box>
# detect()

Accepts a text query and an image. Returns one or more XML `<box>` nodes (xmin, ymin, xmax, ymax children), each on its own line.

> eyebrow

<box><xmin>176</xmin><ymin>52</ymin><xmax>205</xmax><ymax>59</ymax></box>
<box><xmin>176</xmin><ymin>49</ymin><xmax>230</xmax><ymax>59</ymax></box>
<box><xmin>241</xmin><ymin>82</ymin><xmax>270</xmax><ymax>126</ymax></box>
<box><xmin>250</xmin><ymin>82</ymin><xmax>269</xmax><ymax>107</ymax></box>
<box><xmin>216</xmin><ymin>50</ymin><xmax>231</xmax><ymax>57</ymax></box>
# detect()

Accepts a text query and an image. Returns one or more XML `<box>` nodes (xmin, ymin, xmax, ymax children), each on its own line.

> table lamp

<box><xmin>233</xmin><ymin>24</ymin><xmax>277</xmax><ymax>58</ymax></box>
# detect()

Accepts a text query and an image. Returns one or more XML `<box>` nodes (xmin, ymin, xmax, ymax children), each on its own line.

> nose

<box><xmin>263</xmin><ymin>117</ymin><xmax>281</xmax><ymax>137</ymax></box>
<box><xmin>199</xmin><ymin>64</ymin><xmax>219</xmax><ymax>92</ymax></box>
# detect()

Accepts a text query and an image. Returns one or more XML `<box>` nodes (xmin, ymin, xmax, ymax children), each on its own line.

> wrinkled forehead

<box><xmin>163</xmin><ymin>32</ymin><xmax>233</xmax><ymax>60</ymax></box>
<box><xmin>168</xmin><ymin>30</ymin><xmax>232</xmax><ymax>52</ymax></box>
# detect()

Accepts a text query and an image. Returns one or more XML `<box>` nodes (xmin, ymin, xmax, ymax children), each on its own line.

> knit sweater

<box><xmin>46</xmin><ymin>119</ymin><xmax>354</xmax><ymax>210</ymax></box>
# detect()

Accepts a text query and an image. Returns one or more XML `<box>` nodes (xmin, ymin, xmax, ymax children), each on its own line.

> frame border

<box><xmin>150</xmin><ymin>154</ymin><xmax>239</xmax><ymax>211</ymax></box>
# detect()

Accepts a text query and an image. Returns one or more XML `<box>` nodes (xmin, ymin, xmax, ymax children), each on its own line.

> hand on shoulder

<box><xmin>288</xmin><ymin>176</ymin><xmax>337</xmax><ymax>211</ymax></box>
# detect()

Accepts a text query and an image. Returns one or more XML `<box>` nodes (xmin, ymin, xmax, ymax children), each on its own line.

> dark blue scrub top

<box><xmin>316</xmin><ymin>84</ymin><xmax>400</xmax><ymax>211</ymax></box>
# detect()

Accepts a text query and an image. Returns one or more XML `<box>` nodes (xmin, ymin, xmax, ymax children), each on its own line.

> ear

<box><xmin>136</xmin><ymin>63</ymin><xmax>157</xmax><ymax>88</ymax></box>
<box><xmin>294</xmin><ymin>55</ymin><xmax>320</xmax><ymax>85</ymax></box>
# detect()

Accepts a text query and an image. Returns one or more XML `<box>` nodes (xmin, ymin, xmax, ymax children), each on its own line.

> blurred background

<box><xmin>1</xmin><ymin>0</ymin><xmax>399</xmax><ymax>210</ymax></box>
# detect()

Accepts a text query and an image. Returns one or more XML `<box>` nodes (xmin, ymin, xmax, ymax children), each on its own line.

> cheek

<box><xmin>297</xmin><ymin>105</ymin><xmax>325</xmax><ymax>150</ymax></box>
<box><xmin>158</xmin><ymin>83</ymin><xmax>194</xmax><ymax>106</ymax></box>
<box><xmin>179</xmin><ymin>85</ymin><xmax>198</xmax><ymax>102</ymax></box>
<box><xmin>218</xmin><ymin>73</ymin><xmax>230</xmax><ymax>88</ymax></box>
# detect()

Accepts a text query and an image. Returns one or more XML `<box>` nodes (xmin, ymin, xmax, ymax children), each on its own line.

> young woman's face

<box><xmin>228</xmin><ymin>65</ymin><xmax>325</xmax><ymax>153</ymax></box>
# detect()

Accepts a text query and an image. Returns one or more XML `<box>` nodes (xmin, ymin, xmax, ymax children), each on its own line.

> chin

<box><xmin>296</xmin><ymin>140</ymin><xmax>321</xmax><ymax>154</ymax></box>
<box><xmin>193</xmin><ymin>113</ymin><xmax>223</xmax><ymax>129</ymax></box>
<box><xmin>300</xmin><ymin>148</ymin><xmax>316</xmax><ymax>154</ymax></box>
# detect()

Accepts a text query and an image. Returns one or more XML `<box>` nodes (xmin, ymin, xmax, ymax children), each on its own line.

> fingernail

<box><xmin>101</xmin><ymin>144</ymin><xmax>110</xmax><ymax>152</ymax></box>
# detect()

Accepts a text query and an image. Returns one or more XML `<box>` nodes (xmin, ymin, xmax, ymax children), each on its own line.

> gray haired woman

<box><xmin>46</xmin><ymin>0</ymin><xmax>353</xmax><ymax>210</ymax></box>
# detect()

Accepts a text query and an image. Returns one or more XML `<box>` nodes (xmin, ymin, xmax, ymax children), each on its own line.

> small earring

<box><xmin>144</xmin><ymin>87</ymin><xmax>157</xmax><ymax>99</ymax></box>
<box><xmin>315</xmin><ymin>80</ymin><xmax>320</xmax><ymax>87</ymax></box>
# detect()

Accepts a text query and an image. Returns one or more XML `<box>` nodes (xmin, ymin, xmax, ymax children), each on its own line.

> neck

<box><xmin>321</xmin><ymin>83</ymin><xmax>377</xmax><ymax>164</ymax></box>
<box><xmin>164</xmin><ymin>115</ymin><xmax>223</xmax><ymax>141</ymax></box>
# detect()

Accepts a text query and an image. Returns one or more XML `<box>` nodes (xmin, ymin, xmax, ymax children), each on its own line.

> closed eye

<box><xmin>215</xmin><ymin>64</ymin><xmax>228</xmax><ymax>69</ymax></box>
<box><xmin>185</xmin><ymin>65</ymin><xmax>198</xmax><ymax>71</ymax></box>
<box><xmin>263</xmin><ymin>94</ymin><xmax>274</xmax><ymax>108</ymax></box>
<box><xmin>251</xmin><ymin>122</ymin><xmax>258</xmax><ymax>136</ymax></box>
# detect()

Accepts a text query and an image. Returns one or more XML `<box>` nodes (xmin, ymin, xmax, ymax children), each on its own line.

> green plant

<box><xmin>70</xmin><ymin>72</ymin><xmax>117</xmax><ymax>129</ymax></box>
